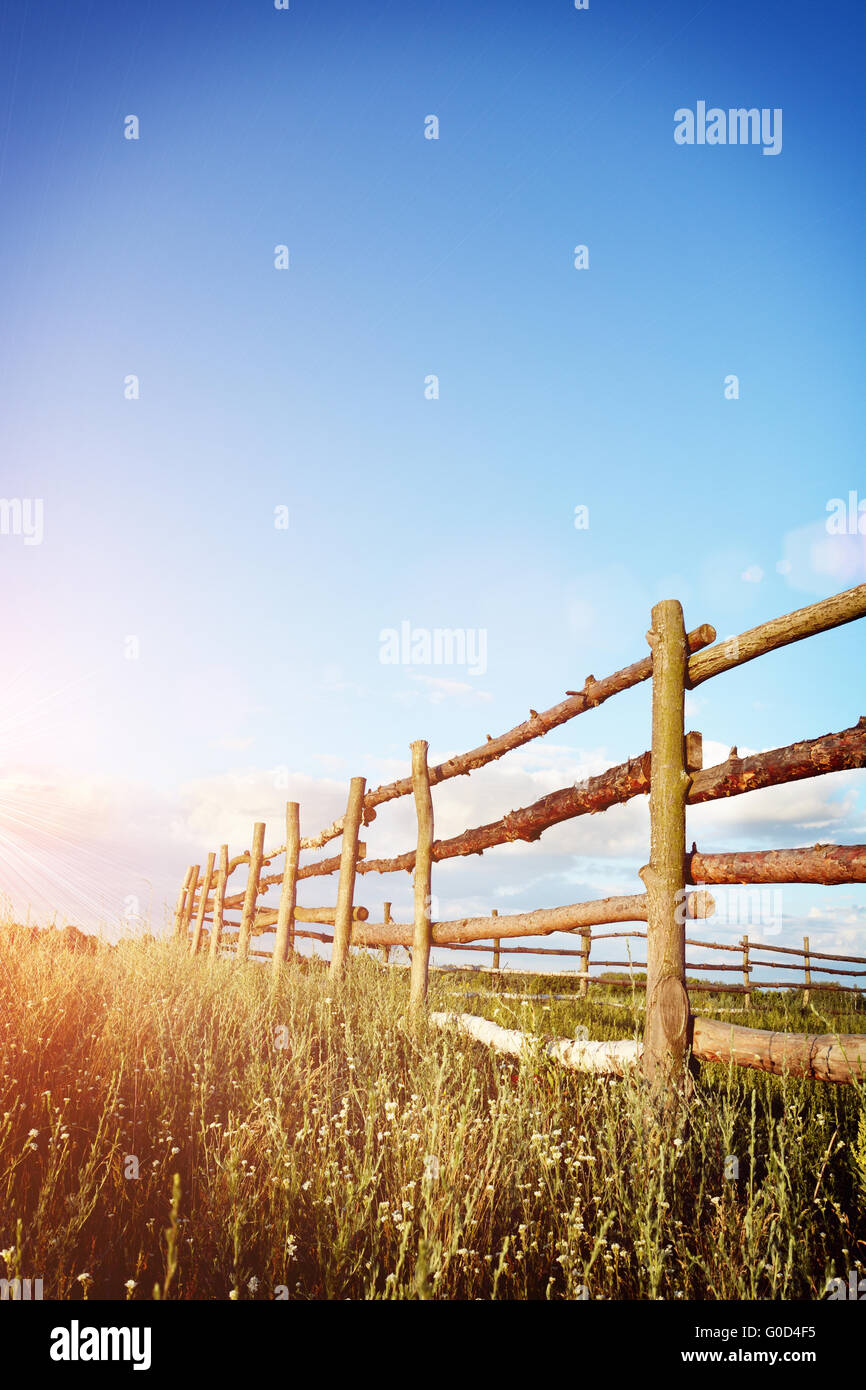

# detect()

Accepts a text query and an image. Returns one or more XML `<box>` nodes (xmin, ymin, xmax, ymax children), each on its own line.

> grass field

<box><xmin>2</xmin><ymin>924</ymin><xmax>865</xmax><ymax>1301</ymax></box>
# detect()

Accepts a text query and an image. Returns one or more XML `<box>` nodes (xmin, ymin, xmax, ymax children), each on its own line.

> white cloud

<box><xmin>778</xmin><ymin>517</ymin><xmax>866</xmax><ymax>595</ymax></box>
<box><xmin>399</xmin><ymin>674</ymin><xmax>493</xmax><ymax>704</ymax></box>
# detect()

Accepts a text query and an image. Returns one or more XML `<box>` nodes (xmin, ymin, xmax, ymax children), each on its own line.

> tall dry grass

<box><xmin>1</xmin><ymin>924</ymin><xmax>864</xmax><ymax>1300</ymax></box>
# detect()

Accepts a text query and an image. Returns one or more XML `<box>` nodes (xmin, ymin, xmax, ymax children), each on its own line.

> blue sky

<box><xmin>0</xmin><ymin>0</ymin><xmax>863</xmax><ymax>978</ymax></box>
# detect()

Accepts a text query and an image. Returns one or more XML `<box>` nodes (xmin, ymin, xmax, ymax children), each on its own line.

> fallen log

<box><xmin>430</xmin><ymin>1011</ymin><xmax>866</xmax><ymax>1082</ymax></box>
<box><xmin>691</xmin><ymin>1016</ymin><xmax>866</xmax><ymax>1083</ymax></box>
<box><xmin>429</xmin><ymin>1012</ymin><xmax>641</xmax><ymax>1075</ymax></box>
<box><xmin>351</xmin><ymin>720</ymin><xmax>866</xmax><ymax>877</ymax></box>
<box><xmin>689</xmin><ymin>842</ymin><xmax>866</xmax><ymax>885</ymax></box>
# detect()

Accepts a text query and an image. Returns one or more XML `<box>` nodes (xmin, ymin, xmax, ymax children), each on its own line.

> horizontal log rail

<box><xmin>290</xmin><ymin>624</ymin><xmax>717</xmax><ymax>854</ymax></box>
<box><xmin>192</xmin><ymin>905</ymin><xmax>368</xmax><ymax>927</ymax></box>
<box><xmin>175</xmin><ymin>583</ymin><xmax>866</xmax><ymax>1086</ymax></box>
<box><xmin>351</xmin><ymin>894</ymin><xmax>653</xmax><ymax>947</ymax></box>
<box><xmin>218</xmin><ymin>942</ymin><xmax>863</xmax><ymax>994</ymax></box>
<box><xmin>746</xmin><ymin>959</ymin><xmax>866</xmax><ymax>977</ymax></box>
<box><xmin>550</xmin><ymin>980</ymin><xmax>863</xmax><ymax>994</ymax></box>
<box><xmin>336</xmin><ymin>720</ymin><xmax>866</xmax><ymax>879</ymax></box>
<box><xmin>741</xmin><ymin>939</ymin><xmax>866</xmax><ymax>964</ymax></box>
<box><xmin>689</xmin><ymin>719</ymin><xmax>866</xmax><ymax>803</ymax></box>
<box><xmin>687</xmin><ymin>581</ymin><xmax>866</xmax><ymax>689</ymax></box>
<box><xmin>691</xmin><ymin>1015</ymin><xmax>866</xmax><ymax>1083</ymax></box>
<box><xmin>207</xmin><ymin>587</ymin><xmax>865</xmax><ymax>867</ymax></box>
<box><xmin>252</xmin><ymin>905</ymin><xmax>368</xmax><ymax>930</ymax></box>
<box><xmin>185</xmin><ymin>833</ymin><xmax>866</xmax><ymax>901</ymax></box>
<box><xmin>688</xmin><ymin>842</ymin><xmax>866</xmax><ymax>885</ymax></box>
<box><xmin>220</xmin><ymin>926</ymin><xmax>336</xmax><ymax>949</ymax></box>
<box><xmin>194</xmin><ymin>908</ymin><xmax>866</xmax><ymax>975</ymax></box>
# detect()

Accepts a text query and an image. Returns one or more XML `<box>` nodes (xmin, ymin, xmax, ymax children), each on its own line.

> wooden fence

<box><xmin>173</xmin><ymin>581</ymin><xmax>866</xmax><ymax>1084</ymax></box>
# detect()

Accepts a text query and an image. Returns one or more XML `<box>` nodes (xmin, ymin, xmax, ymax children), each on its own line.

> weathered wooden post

<box><xmin>237</xmin><ymin>824</ymin><xmax>266</xmax><ymax>962</ymax></box>
<box><xmin>579</xmin><ymin>930</ymin><xmax>591</xmax><ymax>999</ymax></box>
<box><xmin>409</xmin><ymin>740</ymin><xmax>434</xmax><ymax>1012</ymax></box>
<box><xmin>803</xmin><ymin>935</ymin><xmax>812</xmax><ymax>1008</ymax></box>
<box><xmin>272</xmin><ymin>803</ymin><xmax>300</xmax><ymax>975</ymax></box>
<box><xmin>208</xmin><ymin>845</ymin><xmax>229</xmax><ymax>961</ymax></box>
<box><xmin>640</xmin><ymin>599</ymin><xmax>691</xmax><ymax>1091</ymax></box>
<box><xmin>173</xmin><ymin>866</ymin><xmax>195</xmax><ymax>940</ymax></box>
<box><xmin>491</xmin><ymin>908</ymin><xmax>500</xmax><ymax>972</ymax></box>
<box><xmin>180</xmin><ymin>864</ymin><xmax>200</xmax><ymax>944</ymax></box>
<box><xmin>741</xmin><ymin>935</ymin><xmax>751</xmax><ymax>1009</ymax></box>
<box><xmin>381</xmin><ymin>902</ymin><xmax>392</xmax><ymax>965</ymax></box>
<box><xmin>190</xmin><ymin>851</ymin><xmax>215</xmax><ymax>956</ymax></box>
<box><xmin>329</xmin><ymin>778</ymin><xmax>366</xmax><ymax>981</ymax></box>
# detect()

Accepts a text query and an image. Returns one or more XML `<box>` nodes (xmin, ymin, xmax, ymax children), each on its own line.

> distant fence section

<box><xmin>174</xmin><ymin>581</ymin><xmax>866</xmax><ymax>1084</ymax></box>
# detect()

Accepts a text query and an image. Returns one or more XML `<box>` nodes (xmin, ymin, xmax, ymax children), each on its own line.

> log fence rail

<box><xmin>172</xmin><ymin>581</ymin><xmax>866</xmax><ymax>1083</ymax></box>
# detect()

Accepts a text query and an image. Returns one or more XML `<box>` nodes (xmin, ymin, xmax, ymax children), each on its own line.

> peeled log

<box><xmin>689</xmin><ymin>843</ymin><xmax>866</xmax><ymax>885</ymax></box>
<box><xmin>429</xmin><ymin>1012</ymin><xmax>640</xmax><ymax>1075</ymax></box>
<box><xmin>353</xmin><ymin>894</ymin><xmax>644</xmax><ymax>947</ymax></box>
<box><xmin>692</xmin><ymin>1016</ymin><xmax>866</xmax><ymax>1084</ymax></box>
<box><xmin>688</xmin><ymin>582</ymin><xmax>866</xmax><ymax>688</ymax></box>
<box><xmin>351</xmin><ymin>891</ymin><xmax>711</xmax><ymax>949</ymax></box>
<box><xmin>430</xmin><ymin>1013</ymin><xmax>866</xmax><ymax>1083</ymax></box>
<box><xmin>254</xmin><ymin>905</ymin><xmax>369</xmax><ymax>930</ymax></box>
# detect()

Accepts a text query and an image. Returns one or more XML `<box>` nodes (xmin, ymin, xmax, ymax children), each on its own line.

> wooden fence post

<box><xmin>409</xmin><ymin>740</ymin><xmax>434</xmax><ymax>1012</ymax></box>
<box><xmin>329</xmin><ymin>778</ymin><xmax>367</xmax><ymax>981</ymax></box>
<box><xmin>579</xmin><ymin>931</ymin><xmax>591</xmax><ymax>999</ymax></box>
<box><xmin>237</xmin><ymin>824</ymin><xmax>266</xmax><ymax>962</ymax></box>
<box><xmin>803</xmin><ymin>935</ymin><xmax>811</xmax><ymax>1008</ymax></box>
<box><xmin>742</xmin><ymin>935</ymin><xmax>751</xmax><ymax>1009</ymax></box>
<box><xmin>190</xmin><ymin>852</ymin><xmax>215</xmax><ymax>956</ymax></box>
<box><xmin>382</xmin><ymin>902</ymin><xmax>391</xmax><ymax>965</ymax></box>
<box><xmin>272</xmin><ymin>803</ymin><xmax>301</xmax><ymax>975</ymax></box>
<box><xmin>181</xmin><ymin>864</ymin><xmax>200</xmax><ymax>945</ymax></box>
<box><xmin>640</xmin><ymin>599</ymin><xmax>691</xmax><ymax>1090</ymax></box>
<box><xmin>173</xmin><ymin>866</ymin><xmax>195</xmax><ymax>940</ymax></box>
<box><xmin>208</xmin><ymin>845</ymin><xmax>229</xmax><ymax>961</ymax></box>
<box><xmin>491</xmin><ymin>908</ymin><xmax>500</xmax><ymax>972</ymax></box>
